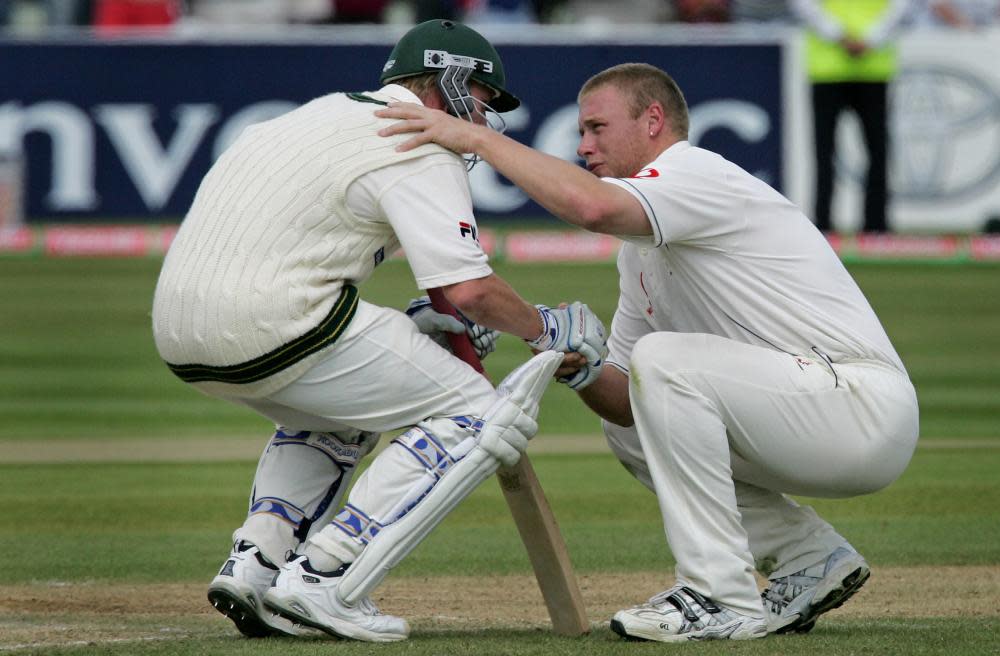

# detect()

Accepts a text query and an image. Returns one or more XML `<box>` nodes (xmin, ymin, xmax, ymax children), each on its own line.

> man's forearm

<box><xmin>577</xmin><ymin>366</ymin><xmax>633</xmax><ymax>427</ymax></box>
<box><xmin>441</xmin><ymin>274</ymin><xmax>543</xmax><ymax>340</ymax></box>
<box><xmin>473</xmin><ymin>127</ymin><xmax>631</xmax><ymax>233</ymax></box>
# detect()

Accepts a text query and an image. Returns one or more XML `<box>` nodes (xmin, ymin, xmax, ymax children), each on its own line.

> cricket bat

<box><xmin>427</xmin><ymin>288</ymin><xmax>589</xmax><ymax>636</ymax></box>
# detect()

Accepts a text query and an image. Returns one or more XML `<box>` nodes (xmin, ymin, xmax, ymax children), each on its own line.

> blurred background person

<box><xmin>913</xmin><ymin>0</ymin><xmax>999</xmax><ymax>27</ymax></box>
<box><xmin>93</xmin><ymin>0</ymin><xmax>181</xmax><ymax>30</ymax></box>
<box><xmin>791</xmin><ymin>0</ymin><xmax>917</xmax><ymax>234</ymax></box>
<box><xmin>411</xmin><ymin>0</ymin><xmax>462</xmax><ymax>21</ymax></box>
<box><xmin>0</xmin><ymin>0</ymin><xmax>47</xmax><ymax>30</ymax></box>
<box><xmin>315</xmin><ymin>0</ymin><xmax>390</xmax><ymax>23</ymax></box>
<box><xmin>672</xmin><ymin>0</ymin><xmax>731</xmax><ymax>22</ymax></box>
<box><xmin>47</xmin><ymin>0</ymin><xmax>92</xmax><ymax>26</ymax></box>
<box><xmin>730</xmin><ymin>0</ymin><xmax>791</xmax><ymax>22</ymax></box>
<box><xmin>0</xmin><ymin>0</ymin><xmax>17</xmax><ymax>26</ymax></box>
<box><xmin>462</xmin><ymin>0</ymin><xmax>538</xmax><ymax>24</ymax></box>
<box><xmin>544</xmin><ymin>0</ymin><xmax>670</xmax><ymax>25</ymax></box>
<box><xmin>2</xmin><ymin>0</ymin><xmax>92</xmax><ymax>31</ymax></box>
<box><xmin>186</xmin><ymin>0</ymin><xmax>331</xmax><ymax>24</ymax></box>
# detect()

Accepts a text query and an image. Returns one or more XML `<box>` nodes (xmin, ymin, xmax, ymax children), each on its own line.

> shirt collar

<box><xmin>656</xmin><ymin>140</ymin><xmax>690</xmax><ymax>161</ymax></box>
<box><xmin>379</xmin><ymin>83</ymin><xmax>423</xmax><ymax>105</ymax></box>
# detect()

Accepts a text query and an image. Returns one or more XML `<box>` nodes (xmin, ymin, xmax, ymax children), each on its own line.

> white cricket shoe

<box><xmin>762</xmin><ymin>546</ymin><xmax>871</xmax><ymax>634</ymax></box>
<box><xmin>263</xmin><ymin>555</ymin><xmax>409</xmax><ymax>642</ymax></box>
<box><xmin>207</xmin><ymin>541</ymin><xmax>313</xmax><ymax>638</ymax></box>
<box><xmin>611</xmin><ymin>585</ymin><xmax>768</xmax><ymax>643</ymax></box>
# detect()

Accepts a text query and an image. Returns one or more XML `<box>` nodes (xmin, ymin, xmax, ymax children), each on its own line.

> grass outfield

<box><xmin>0</xmin><ymin>257</ymin><xmax>998</xmax><ymax>440</ymax></box>
<box><xmin>1</xmin><ymin>450</ymin><xmax>999</xmax><ymax>654</ymax></box>
<box><xmin>1</xmin><ymin>256</ymin><xmax>999</xmax><ymax>654</ymax></box>
<box><xmin>2</xmin><ymin>449</ymin><xmax>999</xmax><ymax>581</ymax></box>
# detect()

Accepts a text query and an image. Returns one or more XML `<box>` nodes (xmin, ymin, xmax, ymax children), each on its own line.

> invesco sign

<box><xmin>892</xmin><ymin>65</ymin><xmax>1000</xmax><ymax>202</ymax></box>
<box><xmin>0</xmin><ymin>96</ymin><xmax>774</xmax><ymax>218</ymax></box>
<box><xmin>0</xmin><ymin>39</ymin><xmax>784</xmax><ymax>221</ymax></box>
<box><xmin>0</xmin><ymin>100</ymin><xmax>298</xmax><ymax>213</ymax></box>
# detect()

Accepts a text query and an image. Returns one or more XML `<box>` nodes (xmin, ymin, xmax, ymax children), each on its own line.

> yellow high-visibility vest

<box><xmin>806</xmin><ymin>0</ymin><xmax>897</xmax><ymax>83</ymax></box>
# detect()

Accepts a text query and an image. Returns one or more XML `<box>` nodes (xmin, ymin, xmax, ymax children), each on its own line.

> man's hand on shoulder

<box><xmin>376</xmin><ymin>102</ymin><xmax>485</xmax><ymax>157</ymax></box>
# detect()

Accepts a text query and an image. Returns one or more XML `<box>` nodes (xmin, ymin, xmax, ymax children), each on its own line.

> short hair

<box><xmin>579</xmin><ymin>63</ymin><xmax>690</xmax><ymax>139</ymax></box>
<box><xmin>396</xmin><ymin>72</ymin><xmax>439</xmax><ymax>101</ymax></box>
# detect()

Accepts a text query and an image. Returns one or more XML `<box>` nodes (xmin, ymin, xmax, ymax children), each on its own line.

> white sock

<box><xmin>302</xmin><ymin>542</ymin><xmax>343</xmax><ymax>573</ymax></box>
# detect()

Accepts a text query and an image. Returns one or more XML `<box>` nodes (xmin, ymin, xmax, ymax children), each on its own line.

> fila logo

<box><xmin>633</xmin><ymin>168</ymin><xmax>660</xmax><ymax>179</ymax></box>
<box><xmin>459</xmin><ymin>221</ymin><xmax>479</xmax><ymax>242</ymax></box>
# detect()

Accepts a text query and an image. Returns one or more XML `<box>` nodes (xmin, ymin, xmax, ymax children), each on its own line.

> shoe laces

<box><xmin>357</xmin><ymin>596</ymin><xmax>383</xmax><ymax>617</ymax></box>
<box><xmin>761</xmin><ymin>561</ymin><xmax>829</xmax><ymax>610</ymax></box>
<box><xmin>763</xmin><ymin>546</ymin><xmax>858</xmax><ymax>609</ymax></box>
<box><xmin>762</xmin><ymin>574</ymin><xmax>816</xmax><ymax>610</ymax></box>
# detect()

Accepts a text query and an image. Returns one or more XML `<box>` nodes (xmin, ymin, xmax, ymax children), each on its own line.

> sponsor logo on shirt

<box><xmin>374</xmin><ymin>246</ymin><xmax>385</xmax><ymax>266</ymax></box>
<box><xmin>459</xmin><ymin>221</ymin><xmax>479</xmax><ymax>242</ymax></box>
<box><xmin>632</xmin><ymin>168</ymin><xmax>659</xmax><ymax>179</ymax></box>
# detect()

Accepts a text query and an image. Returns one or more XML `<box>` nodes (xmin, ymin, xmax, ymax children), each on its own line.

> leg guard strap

<box><xmin>236</xmin><ymin>427</ymin><xmax>378</xmax><ymax>565</ymax></box>
<box><xmin>317</xmin><ymin>419</ymin><xmax>478</xmax><ymax>564</ymax></box>
<box><xmin>336</xmin><ymin>443</ymin><xmax>498</xmax><ymax>605</ymax></box>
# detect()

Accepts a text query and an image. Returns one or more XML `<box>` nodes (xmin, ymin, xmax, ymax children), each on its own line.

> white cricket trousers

<box><xmin>231</xmin><ymin>300</ymin><xmax>497</xmax><ymax>565</ymax></box>
<box><xmin>619</xmin><ymin>332</ymin><xmax>918</xmax><ymax>617</ymax></box>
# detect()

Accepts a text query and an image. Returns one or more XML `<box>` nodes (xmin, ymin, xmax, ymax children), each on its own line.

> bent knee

<box><xmin>602</xmin><ymin>420</ymin><xmax>653</xmax><ymax>489</ymax></box>
<box><xmin>630</xmin><ymin>332</ymin><xmax>723</xmax><ymax>379</ymax></box>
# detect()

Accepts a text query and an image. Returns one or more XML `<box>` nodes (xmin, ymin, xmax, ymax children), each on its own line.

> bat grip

<box><xmin>427</xmin><ymin>288</ymin><xmax>486</xmax><ymax>375</ymax></box>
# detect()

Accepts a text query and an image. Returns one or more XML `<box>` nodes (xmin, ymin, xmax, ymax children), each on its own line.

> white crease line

<box><xmin>0</xmin><ymin>632</ymin><xmax>194</xmax><ymax>652</ymax></box>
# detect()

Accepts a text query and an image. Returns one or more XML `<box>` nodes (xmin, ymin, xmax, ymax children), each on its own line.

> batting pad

<box><xmin>336</xmin><ymin>443</ymin><xmax>498</xmax><ymax>605</ymax></box>
<box><xmin>335</xmin><ymin>351</ymin><xmax>563</xmax><ymax>605</ymax></box>
<box><xmin>235</xmin><ymin>428</ymin><xmax>378</xmax><ymax>565</ymax></box>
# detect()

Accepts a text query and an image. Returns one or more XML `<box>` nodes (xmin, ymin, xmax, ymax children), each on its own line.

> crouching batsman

<box><xmin>151</xmin><ymin>19</ymin><xmax>606</xmax><ymax>642</ymax></box>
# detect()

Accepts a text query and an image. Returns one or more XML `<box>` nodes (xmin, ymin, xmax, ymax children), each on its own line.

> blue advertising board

<box><xmin>0</xmin><ymin>33</ymin><xmax>784</xmax><ymax>222</ymax></box>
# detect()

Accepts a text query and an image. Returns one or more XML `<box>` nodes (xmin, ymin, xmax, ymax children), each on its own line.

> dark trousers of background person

<box><xmin>811</xmin><ymin>81</ymin><xmax>889</xmax><ymax>233</ymax></box>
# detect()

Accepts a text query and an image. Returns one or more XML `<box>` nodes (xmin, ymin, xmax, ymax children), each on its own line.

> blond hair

<box><xmin>579</xmin><ymin>63</ymin><xmax>690</xmax><ymax>139</ymax></box>
<box><xmin>396</xmin><ymin>72</ymin><xmax>439</xmax><ymax>101</ymax></box>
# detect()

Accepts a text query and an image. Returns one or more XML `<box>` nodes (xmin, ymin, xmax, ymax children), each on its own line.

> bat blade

<box><xmin>427</xmin><ymin>288</ymin><xmax>589</xmax><ymax>636</ymax></box>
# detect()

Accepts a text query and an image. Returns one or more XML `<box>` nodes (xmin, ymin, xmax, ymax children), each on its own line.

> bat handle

<box><xmin>427</xmin><ymin>288</ymin><xmax>485</xmax><ymax>375</ymax></box>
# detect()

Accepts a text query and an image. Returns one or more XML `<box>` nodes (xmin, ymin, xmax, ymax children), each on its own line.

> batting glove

<box><xmin>557</xmin><ymin>357</ymin><xmax>604</xmax><ymax>391</ymax></box>
<box><xmin>405</xmin><ymin>296</ymin><xmax>499</xmax><ymax>359</ymax></box>
<box><xmin>463</xmin><ymin>320</ymin><xmax>499</xmax><ymax>360</ymax></box>
<box><xmin>526</xmin><ymin>302</ymin><xmax>608</xmax><ymax>366</ymax></box>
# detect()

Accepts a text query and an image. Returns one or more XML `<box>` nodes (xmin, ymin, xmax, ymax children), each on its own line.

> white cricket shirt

<box><xmin>604</xmin><ymin>141</ymin><xmax>906</xmax><ymax>375</ymax></box>
<box><xmin>152</xmin><ymin>85</ymin><xmax>490</xmax><ymax>394</ymax></box>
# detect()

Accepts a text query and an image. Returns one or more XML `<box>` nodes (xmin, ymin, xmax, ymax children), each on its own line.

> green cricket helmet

<box><xmin>380</xmin><ymin>19</ymin><xmax>520</xmax><ymax>115</ymax></box>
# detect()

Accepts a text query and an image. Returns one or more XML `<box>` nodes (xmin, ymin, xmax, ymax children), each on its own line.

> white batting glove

<box><xmin>463</xmin><ymin>320</ymin><xmax>499</xmax><ymax>360</ymax></box>
<box><xmin>406</xmin><ymin>296</ymin><xmax>464</xmax><ymax>349</ymax></box>
<box><xmin>405</xmin><ymin>296</ymin><xmax>499</xmax><ymax>359</ymax></box>
<box><xmin>526</xmin><ymin>302</ymin><xmax>608</xmax><ymax>365</ymax></box>
<box><xmin>557</xmin><ymin>357</ymin><xmax>604</xmax><ymax>391</ymax></box>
